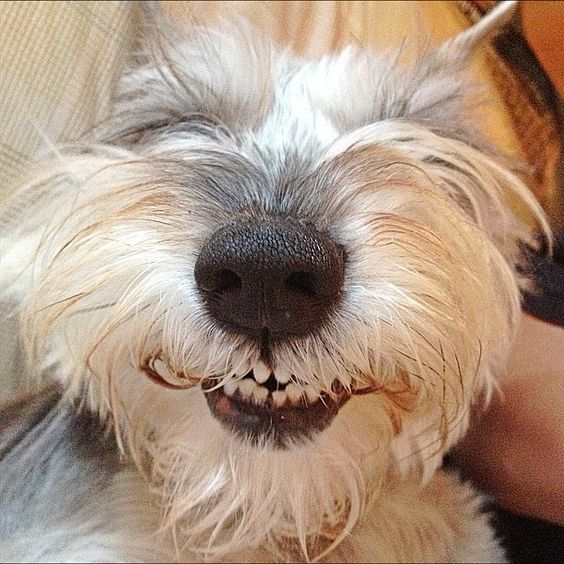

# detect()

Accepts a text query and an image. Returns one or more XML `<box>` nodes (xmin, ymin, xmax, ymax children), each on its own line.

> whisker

<box><xmin>68</xmin><ymin>302</ymin><xmax>117</xmax><ymax>316</ymax></box>
<box><xmin>35</xmin><ymin>292</ymin><xmax>89</xmax><ymax>313</ymax></box>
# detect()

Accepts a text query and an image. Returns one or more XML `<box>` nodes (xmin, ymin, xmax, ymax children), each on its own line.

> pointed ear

<box><xmin>438</xmin><ymin>0</ymin><xmax>519</xmax><ymax>62</ymax></box>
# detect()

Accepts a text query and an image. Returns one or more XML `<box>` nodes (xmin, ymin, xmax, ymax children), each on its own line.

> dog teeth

<box><xmin>274</xmin><ymin>366</ymin><xmax>291</xmax><ymax>384</ymax></box>
<box><xmin>285</xmin><ymin>383</ymin><xmax>302</xmax><ymax>404</ymax></box>
<box><xmin>223</xmin><ymin>379</ymin><xmax>238</xmax><ymax>396</ymax></box>
<box><xmin>271</xmin><ymin>390</ymin><xmax>287</xmax><ymax>407</ymax></box>
<box><xmin>238</xmin><ymin>378</ymin><xmax>258</xmax><ymax>399</ymax></box>
<box><xmin>252</xmin><ymin>386</ymin><xmax>269</xmax><ymax>405</ymax></box>
<box><xmin>253</xmin><ymin>361</ymin><xmax>271</xmax><ymax>384</ymax></box>
<box><xmin>304</xmin><ymin>384</ymin><xmax>319</xmax><ymax>403</ymax></box>
<box><xmin>221</xmin><ymin>366</ymin><xmax>323</xmax><ymax>408</ymax></box>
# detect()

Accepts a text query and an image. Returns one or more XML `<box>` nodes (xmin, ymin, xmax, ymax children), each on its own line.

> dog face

<box><xmin>0</xmin><ymin>4</ymin><xmax>546</xmax><ymax>559</ymax></box>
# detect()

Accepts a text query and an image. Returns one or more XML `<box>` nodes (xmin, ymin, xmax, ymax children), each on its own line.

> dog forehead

<box><xmin>116</xmin><ymin>19</ymin><xmax>471</xmax><ymax>165</ymax></box>
<box><xmin>253</xmin><ymin>50</ymin><xmax>364</xmax><ymax>151</ymax></box>
<box><xmin>225</xmin><ymin>44</ymin><xmax>464</xmax><ymax>159</ymax></box>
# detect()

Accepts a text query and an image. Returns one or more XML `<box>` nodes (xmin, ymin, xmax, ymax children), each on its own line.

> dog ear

<box><xmin>366</xmin><ymin>1</ymin><xmax>520</xmax><ymax>139</ymax></box>
<box><xmin>99</xmin><ymin>4</ymin><xmax>273</xmax><ymax>145</ymax></box>
<box><xmin>436</xmin><ymin>0</ymin><xmax>518</xmax><ymax>62</ymax></box>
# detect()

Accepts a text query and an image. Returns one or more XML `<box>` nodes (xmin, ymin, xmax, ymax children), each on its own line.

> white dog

<box><xmin>0</xmin><ymin>2</ymin><xmax>549</xmax><ymax>561</ymax></box>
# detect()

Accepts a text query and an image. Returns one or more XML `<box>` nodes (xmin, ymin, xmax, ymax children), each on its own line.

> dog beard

<box><xmin>0</xmin><ymin>2</ymin><xmax>549</xmax><ymax>561</ymax></box>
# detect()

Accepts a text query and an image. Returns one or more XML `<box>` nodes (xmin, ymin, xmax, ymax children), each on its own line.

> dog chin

<box><xmin>144</xmin><ymin>392</ymin><xmax>379</xmax><ymax>559</ymax></box>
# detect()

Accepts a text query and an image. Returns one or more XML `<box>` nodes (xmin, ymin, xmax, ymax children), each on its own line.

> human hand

<box><xmin>452</xmin><ymin>313</ymin><xmax>564</xmax><ymax>526</ymax></box>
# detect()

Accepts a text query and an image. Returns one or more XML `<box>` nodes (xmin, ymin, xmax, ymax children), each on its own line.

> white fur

<box><xmin>0</xmin><ymin>2</ymin><xmax>547</xmax><ymax>561</ymax></box>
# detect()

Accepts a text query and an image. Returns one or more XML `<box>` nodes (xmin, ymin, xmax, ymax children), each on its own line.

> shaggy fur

<box><xmin>0</xmin><ymin>2</ymin><xmax>549</xmax><ymax>561</ymax></box>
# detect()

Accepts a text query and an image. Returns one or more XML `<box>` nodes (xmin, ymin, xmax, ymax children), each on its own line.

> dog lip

<box><xmin>202</xmin><ymin>379</ymin><xmax>350</xmax><ymax>448</ymax></box>
<box><xmin>141</xmin><ymin>352</ymin><xmax>198</xmax><ymax>389</ymax></box>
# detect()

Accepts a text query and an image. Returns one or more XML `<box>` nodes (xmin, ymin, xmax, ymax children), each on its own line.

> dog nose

<box><xmin>194</xmin><ymin>219</ymin><xmax>345</xmax><ymax>339</ymax></box>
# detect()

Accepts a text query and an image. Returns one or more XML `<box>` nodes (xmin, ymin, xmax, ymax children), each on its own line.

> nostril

<box><xmin>211</xmin><ymin>269</ymin><xmax>242</xmax><ymax>295</ymax></box>
<box><xmin>285</xmin><ymin>271</ymin><xmax>318</xmax><ymax>299</ymax></box>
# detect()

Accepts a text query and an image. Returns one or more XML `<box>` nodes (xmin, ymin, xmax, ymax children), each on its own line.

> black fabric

<box><xmin>489</xmin><ymin>504</ymin><xmax>564</xmax><ymax>563</ymax></box>
<box><xmin>522</xmin><ymin>230</ymin><xmax>564</xmax><ymax>326</ymax></box>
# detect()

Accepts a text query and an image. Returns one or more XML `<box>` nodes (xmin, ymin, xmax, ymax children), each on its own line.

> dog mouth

<box><xmin>202</xmin><ymin>365</ymin><xmax>351</xmax><ymax>448</ymax></box>
<box><xmin>141</xmin><ymin>353</ymin><xmax>361</xmax><ymax>447</ymax></box>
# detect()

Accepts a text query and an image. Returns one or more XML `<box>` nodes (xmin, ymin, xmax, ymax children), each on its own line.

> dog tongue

<box><xmin>215</xmin><ymin>395</ymin><xmax>262</xmax><ymax>428</ymax></box>
<box><xmin>216</xmin><ymin>395</ymin><xmax>235</xmax><ymax>416</ymax></box>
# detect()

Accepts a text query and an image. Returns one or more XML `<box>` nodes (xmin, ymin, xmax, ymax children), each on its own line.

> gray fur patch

<box><xmin>0</xmin><ymin>385</ymin><xmax>120</xmax><ymax>545</ymax></box>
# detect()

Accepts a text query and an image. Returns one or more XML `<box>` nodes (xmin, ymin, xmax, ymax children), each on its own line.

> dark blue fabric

<box><xmin>490</xmin><ymin>505</ymin><xmax>564</xmax><ymax>563</ymax></box>
<box><xmin>522</xmin><ymin>230</ymin><xmax>564</xmax><ymax>326</ymax></box>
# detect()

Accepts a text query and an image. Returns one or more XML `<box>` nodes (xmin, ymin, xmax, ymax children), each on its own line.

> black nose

<box><xmin>194</xmin><ymin>219</ymin><xmax>345</xmax><ymax>340</ymax></box>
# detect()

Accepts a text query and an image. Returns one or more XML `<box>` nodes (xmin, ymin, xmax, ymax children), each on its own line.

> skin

<box><xmin>453</xmin><ymin>313</ymin><xmax>564</xmax><ymax>526</ymax></box>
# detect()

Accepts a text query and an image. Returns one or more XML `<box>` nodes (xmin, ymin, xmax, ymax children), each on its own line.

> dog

<box><xmin>0</xmin><ymin>1</ymin><xmax>550</xmax><ymax>561</ymax></box>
